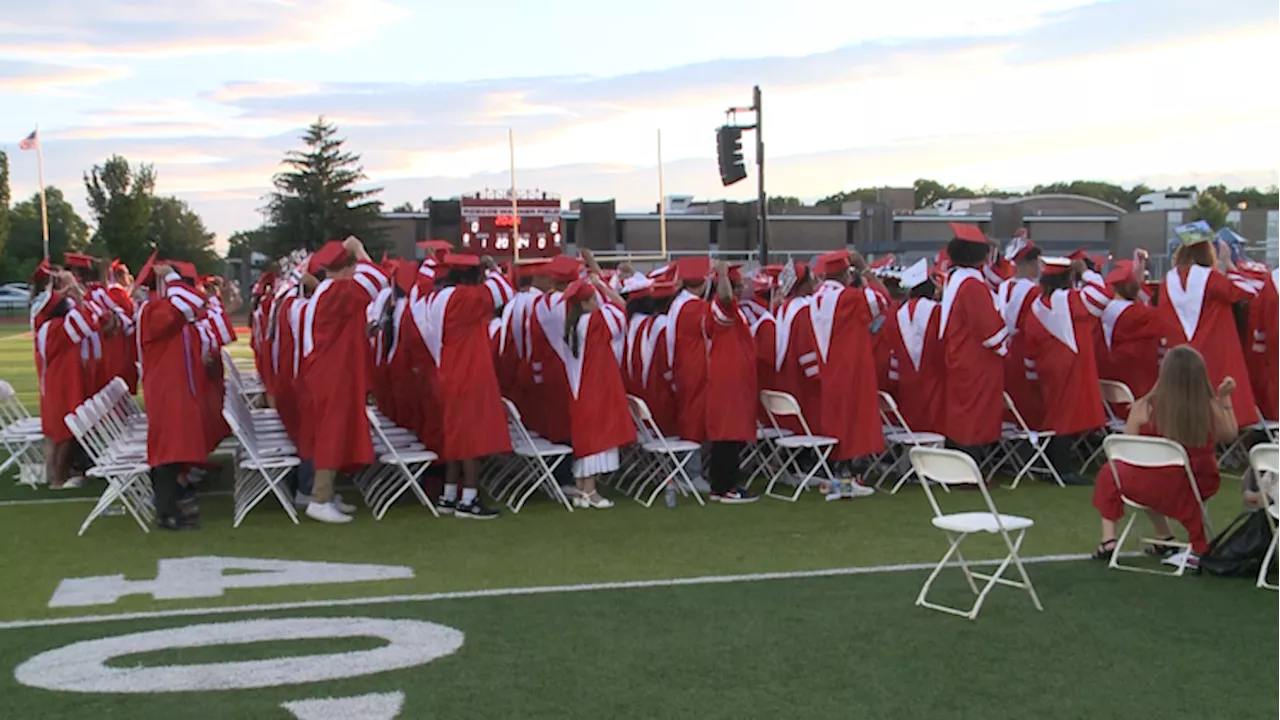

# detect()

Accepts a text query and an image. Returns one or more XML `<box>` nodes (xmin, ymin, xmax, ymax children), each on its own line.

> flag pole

<box><xmin>509</xmin><ymin>128</ymin><xmax>520</xmax><ymax>265</ymax></box>
<box><xmin>34</xmin><ymin>125</ymin><xmax>50</xmax><ymax>261</ymax></box>
<box><xmin>657</xmin><ymin>128</ymin><xmax>666</xmax><ymax>260</ymax></box>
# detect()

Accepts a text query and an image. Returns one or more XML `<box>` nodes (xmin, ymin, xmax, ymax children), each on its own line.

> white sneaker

<box><xmin>333</xmin><ymin>494</ymin><xmax>357</xmax><ymax>514</ymax></box>
<box><xmin>848</xmin><ymin>480</ymin><xmax>876</xmax><ymax>498</ymax></box>
<box><xmin>305</xmin><ymin>501</ymin><xmax>353</xmax><ymax>524</ymax></box>
<box><xmin>54</xmin><ymin>476</ymin><xmax>85</xmax><ymax>490</ymax></box>
<box><xmin>294</xmin><ymin>492</ymin><xmax>313</xmax><ymax>508</ymax></box>
<box><xmin>297</xmin><ymin>493</ymin><xmax>356</xmax><ymax>513</ymax></box>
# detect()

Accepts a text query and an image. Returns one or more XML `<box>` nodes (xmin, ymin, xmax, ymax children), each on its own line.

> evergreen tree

<box><xmin>84</xmin><ymin>155</ymin><xmax>156</xmax><ymax>271</ymax></box>
<box><xmin>266</xmin><ymin>117</ymin><xmax>385</xmax><ymax>255</ymax></box>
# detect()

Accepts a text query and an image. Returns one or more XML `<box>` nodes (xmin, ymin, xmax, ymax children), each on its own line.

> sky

<box><xmin>1</xmin><ymin>0</ymin><xmax>1277</xmax><ymax>248</ymax></box>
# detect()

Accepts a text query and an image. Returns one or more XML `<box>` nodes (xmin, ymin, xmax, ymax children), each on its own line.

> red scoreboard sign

<box><xmin>460</xmin><ymin>192</ymin><xmax>563</xmax><ymax>259</ymax></box>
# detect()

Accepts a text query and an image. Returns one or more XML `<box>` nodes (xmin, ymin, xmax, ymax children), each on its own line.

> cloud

<box><xmin>0</xmin><ymin>59</ymin><xmax>127</xmax><ymax>91</ymax></box>
<box><xmin>0</xmin><ymin>0</ymin><xmax>408</xmax><ymax>57</ymax></box>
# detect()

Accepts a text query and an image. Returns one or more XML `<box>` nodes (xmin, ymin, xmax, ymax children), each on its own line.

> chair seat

<box><xmin>1</xmin><ymin>430</ymin><xmax>43</xmax><ymax>442</ymax></box>
<box><xmin>757</xmin><ymin>427</ymin><xmax>794</xmax><ymax>440</ymax></box>
<box><xmin>242</xmin><ymin>455</ymin><xmax>301</xmax><ymax>470</ymax></box>
<box><xmin>886</xmin><ymin>431</ymin><xmax>945</xmax><ymax>445</ymax></box>
<box><xmin>1001</xmin><ymin>426</ymin><xmax>1055</xmax><ymax>440</ymax></box>
<box><xmin>777</xmin><ymin>434</ymin><xmax>837</xmax><ymax>449</ymax></box>
<box><xmin>375</xmin><ymin>441</ymin><xmax>426</xmax><ymax>454</ymax></box>
<box><xmin>515</xmin><ymin>441</ymin><xmax>573</xmax><ymax>457</ymax></box>
<box><xmin>643</xmin><ymin>439</ymin><xmax>701</xmax><ymax>453</ymax></box>
<box><xmin>933</xmin><ymin>511</ymin><xmax>1034</xmax><ymax>534</ymax></box>
<box><xmin>87</xmin><ymin>462</ymin><xmax>150</xmax><ymax>477</ymax></box>
<box><xmin>379</xmin><ymin>450</ymin><xmax>439</xmax><ymax>464</ymax></box>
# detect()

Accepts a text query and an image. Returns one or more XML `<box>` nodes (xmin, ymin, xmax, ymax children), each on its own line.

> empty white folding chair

<box><xmin>1075</xmin><ymin>380</ymin><xmax>1136</xmax><ymax>467</ymax></box>
<box><xmin>1101</xmin><ymin>435</ymin><xmax>1212</xmax><ymax>577</ymax></box>
<box><xmin>222</xmin><ymin>391</ymin><xmax>300</xmax><ymax>528</ymax></box>
<box><xmin>221</xmin><ymin>348</ymin><xmax>266</xmax><ymax>407</ymax></box>
<box><xmin>64</xmin><ymin>407</ymin><xmax>153</xmax><ymax>536</ymax></box>
<box><xmin>497</xmin><ymin>399</ymin><xmax>574</xmax><ymax>513</ymax></box>
<box><xmin>759</xmin><ymin>390</ymin><xmax>838</xmax><ymax>502</ymax></box>
<box><xmin>1251</xmin><ymin>443</ymin><xmax>1279</xmax><ymax>590</ymax></box>
<box><xmin>626</xmin><ymin>395</ymin><xmax>704</xmax><ymax>507</ymax></box>
<box><xmin>873</xmin><ymin>391</ymin><xmax>946</xmax><ymax>494</ymax></box>
<box><xmin>989</xmin><ymin>392</ymin><xmax>1064</xmax><ymax>489</ymax></box>
<box><xmin>356</xmin><ymin>407</ymin><xmax>439</xmax><ymax>519</ymax></box>
<box><xmin>0</xmin><ymin>380</ymin><xmax>46</xmax><ymax>486</ymax></box>
<box><xmin>908</xmin><ymin>446</ymin><xmax>1043</xmax><ymax>620</ymax></box>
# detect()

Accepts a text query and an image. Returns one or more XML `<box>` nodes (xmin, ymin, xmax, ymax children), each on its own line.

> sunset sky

<box><xmin>2</xmin><ymin>0</ymin><xmax>1277</xmax><ymax>245</ymax></box>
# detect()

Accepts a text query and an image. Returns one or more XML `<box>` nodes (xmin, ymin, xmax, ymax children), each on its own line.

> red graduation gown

<box><xmin>36</xmin><ymin>304</ymin><xmax>91</xmax><ymax>444</ymax></box>
<box><xmin>705</xmin><ymin>296</ymin><xmax>758</xmax><ymax>443</ymax></box>
<box><xmin>564</xmin><ymin>303</ymin><xmax>635</xmax><ymax>458</ymax></box>
<box><xmin>751</xmin><ymin>312</ymin><xmax>778</xmax><ymax>428</ymax></box>
<box><xmin>940</xmin><ymin>268</ymin><xmax>1008</xmax><ymax>446</ymax></box>
<box><xmin>641</xmin><ymin>316</ymin><xmax>678</xmax><ymax>435</ymax></box>
<box><xmin>425</xmin><ymin>275</ymin><xmax>514</xmax><ymax>461</ymax></box>
<box><xmin>811</xmin><ymin>281</ymin><xmax>885</xmax><ymax>460</ymax></box>
<box><xmin>299</xmin><ymin>278</ymin><xmax>376</xmax><ymax>471</ymax></box>
<box><xmin>666</xmin><ymin>290</ymin><xmax>709</xmax><ymax>443</ymax></box>
<box><xmin>408</xmin><ymin>292</ymin><xmax>445</xmax><ymax>454</ymax></box>
<box><xmin>889</xmin><ymin>297</ymin><xmax>946</xmax><ymax>434</ymax></box>
<box><xmin>1247</xmin><ymin>272</ymin><xmax>1278</xmax><ymax>420</ymax></box>
<box><xmin>1024</xmin><ymin>290</ymin><xmax>1105</xmax><ymax>436</ymax></box>
<box><xmin>998</xmin><ymin>278</ymin><xmax>1043</xmax><ymax>429</ymax></box>
<box><xmin>529</xmin><ymin>292</ymin><xmax>573</xmax><ymax>443</ymax></box>
<box><xmin>1099</xmin><ymin>298</ymin><xmax>1166</xmax><ymax>400</ymax></box>
<box><xmin>272</xmin><ymin>296</ymin><xmax>304</xmax><ymax>444</ymax></box>
<box><xmin>773</xmin><ymin>297</ymin><xmax>823</xmax><ymax>434</ymax></box>
<box><xmin>1158</xmin><ymin>266</ymin><xmax>1260</xmax><ymax>426</ymax></box>
<box><xmin>139</xmin><ymin>296</ymin><xmax>209</xmax><ymax>466</ymax></box>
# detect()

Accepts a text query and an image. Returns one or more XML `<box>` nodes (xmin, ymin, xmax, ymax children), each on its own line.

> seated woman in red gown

<box><xmin>1091</xmin><ymin>345</ymin><xmax>1239</xmax><ymax>561</ymax></box>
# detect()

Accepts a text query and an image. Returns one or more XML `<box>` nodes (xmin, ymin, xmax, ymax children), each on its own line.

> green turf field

<box><xmin>1</xmin><ymin>337</ymin><xmax>1276</xmax><ymax>719</ymax></box>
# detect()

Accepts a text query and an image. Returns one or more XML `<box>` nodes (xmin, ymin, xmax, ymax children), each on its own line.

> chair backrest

<box><xmin>501</xmin><ymin>398</ymin><xmax>539</xmax><ymax>451</ymax></box>
<box><xmin>1250</xmin><ymin>443</ymin><xmax>1279</xmax><ymax>502</ymax></box>
<box><xmin>1099</xmin><ymin>380</ymin><xmax>1136</xmax><ymax>424</ymax></box>
<box><xmin>908</xmin><ymin>446</ymin><xmax>1006</xmax><ymax>527</ymax></box>
<box><xmin>1003</xmin><ymin>392</ymin><xmax>1036</xmax><ymax>434</ymax></box>
<box><xmin>760</xmin><ymin>390</ymin><xmax>817</xmax><ymax>437</ymax></box>
<box><xmin>878</xmin><ymin>391</ymin><xmax>912</xmax><ymax>434</ymax></box>
<box><xmin>1102</xmin><ymin>434</ymin><xmax>1207</xmax><ymax>511</ymax></box>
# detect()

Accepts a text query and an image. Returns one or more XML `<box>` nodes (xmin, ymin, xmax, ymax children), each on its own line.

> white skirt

<box><xmin>573</xmin><ymin>448</ymin><xmax>620</xmax><ymax>479</ymax></box>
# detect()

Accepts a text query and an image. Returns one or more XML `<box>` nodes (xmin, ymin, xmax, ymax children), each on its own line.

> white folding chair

<box><xmin>496</xmin><ymin>399</ymin><xmax>574</xmax><ymax>513</ymax></box>
<box><xmin>222</xmin><ymin>389</ymin><xmax>300</xmax><ymax>528</ymax></box>
<box><xmin>908</xmin><ymin>446</ymin><xmax>1043</xmax><ymax>620</ymax></box>
<box><xmin>1250</xmin><ymin>443</ymin><xmax>1279</xmax><ymax>590</ymax></box>
<box><xmin>0</xmin><ymin>380</ymin><xmax>46</xmax><ymax>486</ymax></box>
<box><xmin>1101</xmin><ymin>435</ymin><xmax>1212</xmax><ymax>577</ymax></box>
<box><xmin>221</xmin><ymin>348</ymin><xmax>266</xmax><ymax>407</ymax></box>
<box><xmin>357</xmin><ymin>407</ymin><xmax>439</xmax><ymax>519</ymax></box>
<box><xmin>989</xmin><ymin>392</ymin><xmax>1064</xmax><ymax>489</ymax></box>
<box><xmin>739</xmin><ymin>423</ymin><xmax>793</xmax><ymax>486</ymax></box>
<box><xmin>64</xmin><ymin>404</ymin><xmax>153</xmax><ymax>536</ymax></box>
<box><xmin>1076</xmin><ymin>380</ymin><xmax>1135</xmax><ymax>467</ymax></box>
<box><xmin>1220</xmin><ymin>409</ymin><xmax>1279</xmax><ymax>468</ymax></box>
<box><xmin>626</xmin><ymin>395</ymin><xmax>704</xmax><ymax>507</ymax></box>
<box><xmin>759</xmin><ymin>390</ymin><xmax>838</xmax><ymax>502</ymax></box>
<box><xmin>873</xmin><ymin>391</ymin><xmax>946</xmax><ymax>494</ymax></box>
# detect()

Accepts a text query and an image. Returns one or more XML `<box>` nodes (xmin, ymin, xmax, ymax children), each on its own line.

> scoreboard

<box><xmin>459</xmin><ymin>192</ymin><xmax>563</xmax><ymax>259</ymax></box>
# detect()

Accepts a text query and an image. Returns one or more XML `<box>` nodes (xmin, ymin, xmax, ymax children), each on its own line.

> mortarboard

<box><xmin>135</xmin><ymin>251</ymin><xmax>159</xmax><ymax>288</ymax></box>
<box><xmin>620</xmin><ymin>275</ymin><xmax>654</xmax><ymax>295</ymax></box>
<box><xmin>1041</xmin><ymin>257</ymin><xmax>1072</xmax><ymax>276</ymax></box>
<box><xmin>650</xmin><ymin>280</ymin><xmax>678</xmax><ymax>298</ymax></box>
<box><xmin>563</xmin><ymin>278</ymin><xmax>595</xmax><ymax>304</ymax></box>
<box><xmin>30</xmin><ymin>259</ymin><xmax>54</xmax><ymax>284</ymax></box>
<box><xmin>62</xmin><ymin>252</ymin><xmax>95</xmax><ymax>269</ymax></box>
<box><xmin>417</xmin><ymin>239</ymin><xmax>454</xmax><ymax>251</ymax></box>
<box><xmin>1005</xmin><ymin>237</ymin><xmax>1037</xmax><ymax>263</ymax></box>
<box><xmin>869</xmin><ymin>255</ymin><xmax>896</xmax><ymax>271</ymax></box>
<box><xmin>726</xmin><ymin>264</ymin><xmax>743</xmax><ymax>284</ymax></box>
<box><xmin>899</xmin><ymin>259</ymin><xmax>930</xmax><ymax>289</ymax></box>
<box><xmin>170</xmin><ymin>261</ymin><xmax>199</xmax><ymax>282</ymax></box>
<box><xmin>1105</xmin><ymin>260</ymin><xmax>1136</xmax><ymax>286</ymax></box>
<box><xmin>675</xmin><ymin>256</ymin><xmax>711</xmax><ymax>282</ymax></box>
<box><xmin>394</xmin><ymin>261</ymin><xmax>419</xmax><ymax>293</ymax></box>
<box><xmin>309</xmin><ymin>241</ymin><xmax>353</xmax><ymax>273</ymax></box>
<box><xmin>516</xmin><ymin>258</ymin><xmax>553</xmax><ymax>278</ymax></box>
<box><xmin>440</xmin><ymin>253</ymin><xmax>481</xmax><ymax>269</ymax></box>
<box><xmin>949</xmin><ymin>223</ymin><xmax>987</xmax><ymax>245</ymax></box>
<box><xmin>545</xmin><ymin>254</ymin><xmax>582</xmax><ymax>283</ymax></box>
<box><xmin>816</xmin><ymin>250</ymin><xmax>851</xmax><ymax>276</ymax></box>
<box><xmin>760</xmin><ymin>264</ymin><xmax>784</xmax><ymax>278</ymax></box>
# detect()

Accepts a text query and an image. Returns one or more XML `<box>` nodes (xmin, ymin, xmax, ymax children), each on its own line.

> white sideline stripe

<box><xmin>0</xmin><ymin>553</ymin><xmax>1100</xmax><ymax>631</ymax></box>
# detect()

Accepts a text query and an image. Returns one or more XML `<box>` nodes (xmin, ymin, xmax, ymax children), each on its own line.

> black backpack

<box><xmin>1198</xmin><ymin>510</ymin><xmax>1274</xmax><ymax>577</ymax></box>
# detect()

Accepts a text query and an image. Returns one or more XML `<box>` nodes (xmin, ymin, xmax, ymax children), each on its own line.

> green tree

<box><xmin>1190</xmin><ymin>192</ymin><xmax>1230</xmax><ymax>230</ymax></box>
<box><xmin>816</xmin><ymin>187</ymin><xmax>878</xmax><ymax>212</ymax></box>
<box><xmin>0</xmin><ymin>151</ymin><xmax>10</xmax><ymax>257</ymax></box>
<box><xmin>912</xmin><ymin>178</ymin><xmax>978</xmax><ymax>209</ymax></box>
<box><xmin>767</xmin><ymin>196</ymin><xmax>804</xmax><ymax>213</ymax></box>
<box><xmin>266</xmin><ymin>117</ymin><xmax>385</xmax><ymax>254</ymax></box>
<box><xmin>84</xmin><ymin>155</ymin><xmax>156</xmax><ymax>271</ymax></box>
<box><xmin>391</xmin><ymin>201</ymin><xmax>416</xmax><ymax>213</ymax></box>
<box><xmin>1</xmin><ymin>187</ymin><xmax>90</xmax><ymax>281</ymax></box>
<box><xmin>148</xmin><ymin>196</ymin><xmax>220</xmax><ymax>274</ymax></box>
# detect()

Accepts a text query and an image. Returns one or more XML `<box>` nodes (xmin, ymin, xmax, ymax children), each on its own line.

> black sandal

<box><xmin>1092</xmin><ymin>539</ymin><xmax>1118</xmax><ymax>560</ymax></box>
<box><xmin>1144</xmin><ymin>536</ymin><xmax>1178</xmax><ymax>557</ymax></box>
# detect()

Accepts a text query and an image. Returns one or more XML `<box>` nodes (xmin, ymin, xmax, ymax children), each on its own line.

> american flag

<box><xmin>18</xmin><ymin>129</ymin><xmax>38</xmax><ymax>151</ymax></box>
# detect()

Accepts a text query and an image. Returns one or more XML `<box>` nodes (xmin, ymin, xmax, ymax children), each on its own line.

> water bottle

<box><xmin>664</xmin><ymin>481</ymin><xmax>677</xmax><ymax>509</ymax></box>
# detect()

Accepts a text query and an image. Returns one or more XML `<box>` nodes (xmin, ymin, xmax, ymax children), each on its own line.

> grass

<box><xmin>1</xmin><ymin>337</ymin><xmax>1276</xmax><ymax>719</ymax></box>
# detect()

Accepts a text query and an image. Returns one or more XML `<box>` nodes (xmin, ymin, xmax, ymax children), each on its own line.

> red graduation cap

<box><xmin>563</xmin><ymin>278</ymin><xmax>595</xmax><ymax>304</ymax></box>
<box><xmin>30</xmin><ymin>258</ymin><xmax>54</xmax><ymax>284</ymax></box>
<box><xmin>760</xmin><ymin>264</ymin><xmax>784</xmax><ymax>278</ymax></box>
<box><xmin>816</xmin><ymin>250</ymin><xmax>852</xmax><ymax>276</ymax></box>
<box><xmin>1067</xmin><ymin>248</ymin><xmax>1088</xmax><ymax>262</ymax></box>
<box><xmin>675</xmin><ymin>256</ymin><xmax>711</xmax><ymax>282</ymax></box>
<box><xmin>170</xmin><ymin>261</ymin><xmax>199</xmax><ymax>282</ymax></box>
<box><xmin>949</xmin><ymin>223</ymin><xmax>987</xmax><ymax>245</ymax></box>
<box><xmin>752</xmin><ymin>273</ymin><xmax>775</xmax><ymax>295</ymax></box>
<box><xmin>545</xmin><ymin>254</ymin><xmax>582</xmax><ymax>283</ymax></box>
<box><xmin>725</xmin><ymin>264</ymin><xmax>744</xmax><ymax>284</ymax></box>
<box><xmin>651</xmin><ymin>280</ymin><xmax>678</xmax><ymax>298</ymax></box>
<box><xmin>869</xmin><ymin>254</ymin><xmax>895</xmax><ymax>270</ymax></box>
<box><xmin>309</xmin><ymin>240</ymin><xmax>353</xmax><ymax>273</ymax></box>
<box><xmin>440</xmin><ymin>253</ymin><xmax>481</xmax><ymax>269</ymax></box>
<box><xmin>1040</xmin><ymin>257</ymin><xmax>1072</xmax><ymax>276</ymax></box>
<box><xmin>135</xmin><ymin>251</ymin><xmax>159</xmax><ymax>288</ymax></box>
<box><xmin>62</xmin><ymin>251</ymin><xmax>96</xmax><ymax>269</ymax></box>
<box><xmin>1105</xmin><ymin>260</ymin><xmax>1136</xmax><ymax>286</ymax></box>
<box><xmin>417</xmin><ymin>239</ymin><xmax>454</xmax><ymax>251</ymax></box>
<box><xmin>647</xmin><ymin>264</ymin><xmax>677</xmax><ymax>283</ymax></box>
<box><xmin>394</xmin><ymin>261</ymin><xmax>419</xmax><ymax>293</ymax></box>
<box><xmin>516</xmin><ymin>258</ymin><xmax>553</xmax><ymax>278</ymax></box>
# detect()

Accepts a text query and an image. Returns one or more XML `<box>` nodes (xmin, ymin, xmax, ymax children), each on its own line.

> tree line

<box><xmin>0</xmin><ymin>153</ymin><xmax>220</xmax><ymax>283</ymax></box>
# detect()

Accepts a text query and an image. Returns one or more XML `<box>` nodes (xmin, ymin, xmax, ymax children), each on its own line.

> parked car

<box><xmin>0</xmin><ymin>288</ymin><xmax>31</xmax><ymax>311</ymax></box>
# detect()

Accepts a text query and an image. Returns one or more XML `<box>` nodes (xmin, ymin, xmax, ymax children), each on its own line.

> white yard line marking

<box><xmin>0</xmin><ymin>552</ymin><xmax>1102</xmax><ymax>631</ymax></box>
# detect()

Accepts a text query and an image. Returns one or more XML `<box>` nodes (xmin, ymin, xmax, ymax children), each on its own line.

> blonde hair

<box><xmin>1146</xmin><ymin>345</ymin><xmax>1215</xmax><ymax>447</ymax></box>
<box><xmin>1173</xmin><ymin>242</ymin><xmax>1216</xmax><ymax>269</ymax></box>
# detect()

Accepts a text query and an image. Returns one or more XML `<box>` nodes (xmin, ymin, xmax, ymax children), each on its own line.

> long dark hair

<box><xmin>564</xmin><ymin>300</ymin><xmax>586</xmax><ymax>358</ymax></box>
<box><xmin>626</xmin><ymin>295</ymin><xmax>654</xmax><ymax>318</ymax></box>
<box><xmin>946</xmin><ymin>239</ymin><xmax>988</xmax><ymax>268</ymax></box>
<box><xmin>1147</xmin><ymin>345</ymin><xmax>1215</xmax><ymax>447</ymax></box>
